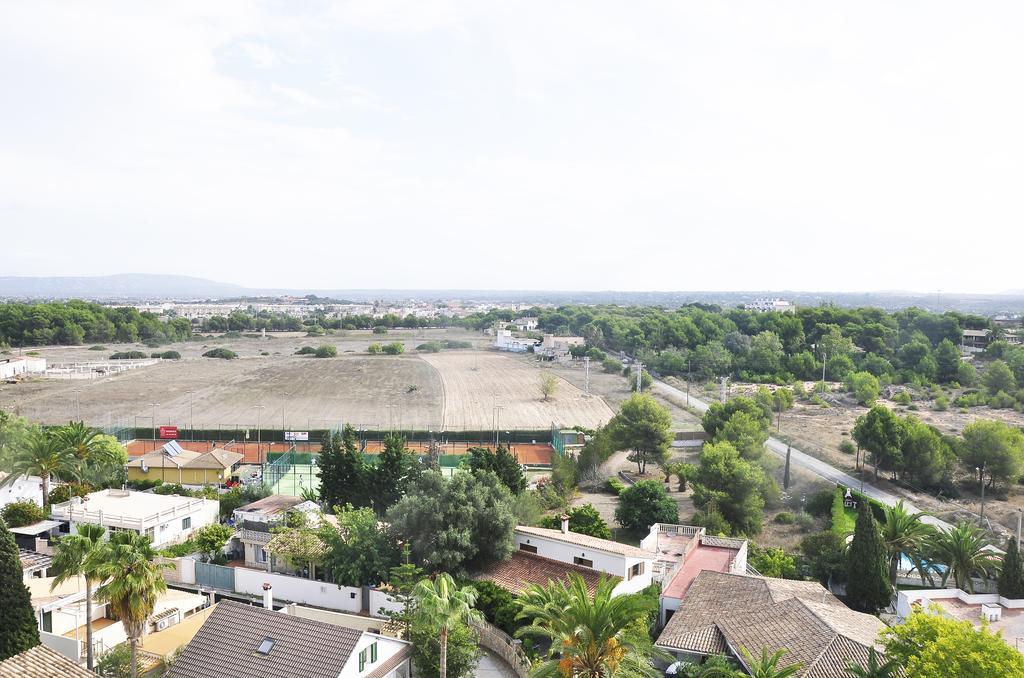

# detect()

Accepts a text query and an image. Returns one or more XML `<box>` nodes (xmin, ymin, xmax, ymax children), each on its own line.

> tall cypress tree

<box><xmin>0</xmin><ymin>519</ymin><xmax>40</xmax><ymax>660</ymax></box>
<box><xmin>845</xmin><ymin>501</ymin><xmax>891</xmax><ymax>612</ymax></box>
<box><xmin>373</xmin><ymin>433</ymin><xmax>411</xmax><ymax>514</ymax></box>
<box><xmin>999</xmin><ymin>537</ymin><xmax>1024</xmax><ymax>599</ymax></box>
<box><xmin>319</xmin><ymin>426</ymin><xmax>370</xmax><ymax>511</ymax></box>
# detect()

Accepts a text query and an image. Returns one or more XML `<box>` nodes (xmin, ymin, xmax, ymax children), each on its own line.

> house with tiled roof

<box><xmin>478</xmin><ymin>518</ymin><xmax>656</xmax><ymax>596</ymax></box>
<box><xmin>170</xmin><ymin>600</ymin><xmax>411</xmax><ymax>678</ymax></box>
<box><xmin>0</xmin><ymin>644</ymin><xmax>93</xmax><ymax>678</ymax></box>
<box><xmin>126</xmin><ymin>441</ymin><xmax>243</xmax><ymax>486</ymax></box>
<box><xmin>656</xmin><ymin>571</ymin><xmax>889</xmax><ymax>677</ymax></box>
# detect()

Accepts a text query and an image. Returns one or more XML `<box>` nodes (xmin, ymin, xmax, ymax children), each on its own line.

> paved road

<box><xmin>651</xmin><ymin>379</ymin><xmax>955</xmax><ymax>533</ymax></box>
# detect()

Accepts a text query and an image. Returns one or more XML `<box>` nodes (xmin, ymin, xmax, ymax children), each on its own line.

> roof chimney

<box><xmin>262</xmin><ymin>582</ymin><xmax>273</xmax><ymax>610</ymax></box>
<box><xmin>560</xmin><ymin>514</ymin><xmax>570</xmax><ymax>535</ymax></box>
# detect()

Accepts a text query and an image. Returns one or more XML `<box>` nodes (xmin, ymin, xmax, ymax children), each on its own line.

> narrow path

<box><xmin>650</xmin><ymin>379</ymin><xmax>955</xmax><ymax>533</ymax></box>
<box><xmin>477</xmin><ymin>649</ymin><xmax>520</xmax><ymax>677</ymax></box>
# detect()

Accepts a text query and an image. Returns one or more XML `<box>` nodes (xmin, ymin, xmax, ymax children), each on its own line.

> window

<box><xmin>256</xmin><ymin>638</ymin><xmax>275</xmax><ymax>655</ymax></box>
<box><xmin>370</xmin><ymin>641</ymin><xmax>377</xmax><ymax>662</ymax></box>
<box><xmin>518</xmin><ymin>543</ymin><xmax>537</xmax><ymax>554</ymax></box>
<box><xmin>573</xmin><ymin>556</ymin><xmax>593</xmax><ymax>568</ymax></box>
<box><xmin>628</xmin><ymin>562</ymin><xmax>644</xmax><ymax>580</ymax></box>
<box><xmin>182</xmin><ymin>517</ymin><xmax>191</xmax><ymax>530</ymax></box>
<box><xmin>145</xmin><ymin>527</ymin><xmax>155</xmax><ymax>541</ymax></box>
<box><xmin>256</xmin><ymin>547</ymin><xmax>268</xmax><ymax>563</ymax></box>
<box><xmin>359</xmin><ymin>648</ymin><xmax>367</xmax><ymax>672</ymax></box>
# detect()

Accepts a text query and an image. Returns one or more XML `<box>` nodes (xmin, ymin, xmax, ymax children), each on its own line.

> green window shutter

<box><xmin>370</xmin><ymin>642</ymin><xmax>377</xmax><ymax>662</ymax></box>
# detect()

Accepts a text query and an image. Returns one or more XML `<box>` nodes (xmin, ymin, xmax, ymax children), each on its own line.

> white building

<box><xmin>512</xmin><ymin>316</ymin><xmax>539</xmax><ymax>331</ymax></box>
<box><xmin>512</xmin><ymin>521</ymin><xmax>654</xmax><ymax>595</ymax></box>
<box><xmin>0</xmin><ymin>472</ymin><xmax>44</xmax><ymax>507</ymax></box>
<box><xmin>0</xmin><ymin>356</ymin><xmax>47</xmax><ymax>380</ymax></box>
<box><xmin>535</xmin><ymin>334</ymin><xmax>585</xmax><ymax>358</ymax></box>
<box><xmin>745</xmin><ymin>298</ymin><xmax>795</xmax><ymax>313</ymax></box>
<box><xmin>494</xmin><ymin>329</ymin><xmax>539</xmax><ymax>353</ymax></box>
<box><xmin>50</xmin><ymin>489</ymin><xmax>218</xmax><ymax>548</ymax></box>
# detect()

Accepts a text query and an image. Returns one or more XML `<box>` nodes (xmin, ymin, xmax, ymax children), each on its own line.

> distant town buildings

<box><xmin>744</xmin><ymin>297</ymin><xmax>795</xmax><ymax>313</ymax></box>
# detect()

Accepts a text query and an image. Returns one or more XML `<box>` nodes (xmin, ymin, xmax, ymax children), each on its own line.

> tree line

<box><xmin>0</xmin><ymin>300</ymin><xmax>192</xmax><ymax>347</ymax></box>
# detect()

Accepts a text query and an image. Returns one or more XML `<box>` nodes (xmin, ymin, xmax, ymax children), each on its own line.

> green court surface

<box><xmin>267</xmin><ymin>463</ymin><xmax>321</xmax><ymax>496</ymax></box>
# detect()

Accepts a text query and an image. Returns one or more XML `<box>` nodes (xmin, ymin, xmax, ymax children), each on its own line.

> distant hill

<box><xmin>0</xmin><ymin>274</ymin><xmax>247</xmax><ymax>300</ymax></box>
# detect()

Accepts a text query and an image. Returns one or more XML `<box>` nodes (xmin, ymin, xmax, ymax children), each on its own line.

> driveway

<box><xmin>477</xmin><ymin>650</ymin><xmax>520</xmax><ymax>677</ymax></box>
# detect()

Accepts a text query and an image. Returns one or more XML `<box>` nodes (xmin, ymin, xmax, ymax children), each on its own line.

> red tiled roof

<box><xmin>473</xmin><ymin>551</ymin><xmax>616</xmax><ymax>595</ymax></box>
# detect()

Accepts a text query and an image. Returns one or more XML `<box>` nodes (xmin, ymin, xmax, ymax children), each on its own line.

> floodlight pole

<box><xmin>254</xmin><ymin>405</ymin><xmax>265</xmax><ymax>464</ymax></box>
<box><xmin>150</xmin><ymin>403</ymin><xmax>159</xmax><ymax>449</ymax></box>
<box><xmin>187</xmin><ymin>390</ymin><xmax>194</xmax><ymax>440</ymax></box>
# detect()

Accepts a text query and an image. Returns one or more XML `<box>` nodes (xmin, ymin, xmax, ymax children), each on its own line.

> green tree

<box><xmin>615</xmin><ymin>479</ymin><xmax>678</xmax><ymax>532</ymax></box>
<box><xmin>879</xmin><ymin>501</ymin><xmax>933</xmax><ymax>586</ymax></box>
<box><xmin>934</xmin><ymin>339</ymin><xmax>961</xmax><ymax>383</ymax></box>
<box><xmin>959</xmin><ymin>419</ymin><xmax>1024</xmax><ymax>488</ymax></box>
<box><xmin>313</xmin><ymin>344</ymin><xmax>337</xmax><ymax>358</ymax></box>
<box><xmin>845</xmin><ymin>501</ymin><xmax>891</xmax><ymax>613</ymax></box>
<box><xmin>50</xmin><ymin>523</ymin><xmax>107</xmax><ymax>669</ymax></box>
<box><xmin>318</xmin><ymin>427</ymin><xmax>370</xmax><ymax>510</ymax></box>
<box><xmin>702</xmin><ymin>396</ymin><xmax>772</xmax><ymax>438</ymax></box>
<box><xmin>96</xmin><ymin>642</ymin><xmax>140</xmax><ymax>678</ymax></box>
<box><xmin>900</xmin><ymin>417</ymin><xmax>955</xmax><ymax>488</ymax></box>
<box><xmin>539</xmin><ymin>504</ymin><xmax>611</xmax><ymax>539</ymax></box>
<box><xmin>1</xmin><ymin>429</ymin><xmax>79</xmax><ymax>509</ymax></box>
<box><xmin>956</xmin><ymin>360</ymin><xmax>977</xmax><ymax>387</ymax></box>
<box><xmin>467</xmin><ymin>444</ymin><xmax>526</xmax><ymax>494</ymax></box>
<box><xmin>608</xmin><ymin>394</ymin><xmax>673</xmax><ymax>475</ymax></box>
<box><xmin>928</xmin><ymin>522</ymin><xmax>999</xmax><ymax>593</ymax></box>
<box><xmin>517</xmin><ymin>574</ymin><xmax>665</xmax><ymax>677</ymax></box>
<box><xmin>739</xmin><ymin>647</ymin><xmax>802</xmax><ymax>678</ymax></box>
<box><xmin>192</xmin><ymin>523</ymin><xmax>234</xmax><ymax>563</ymax></box>
<box><xmin>469</xmin><ymin>580</ymin><xmax>521</xmax><ymax>636</ymax></box>
<box><xmin>539</xmin><ymin>373</ymin><xmax>559</xmax><ymax>401</ymax></box>
<box><xmin>799</xmin><ymin>531</ymin><xmax>847</xmax><ymax>586</ymax></box>
<box><xmin>0</xmin><ymin>519</ymin><xmax>40</xmax><ymax>660</ymax></box>
<box><xmin>88</xmin><ymin>531</ymin><xmax>173</xmax><ymax>678</ymax></box>
<box><xmin>998</xmin><ymin>538</ymin><xmax>1024</xmax><ymax>599</ymax></box>
<box><xmin>387</xmin><ymin>471</ymin><xmax>517</xmax><ymax>575</ymax></box>
<box><xmin>373</xmin><ymin>433</ymin><xmax>415</xmax><ymax>514</ymax></box>
<box><xmin>382</xmin><ymin>342</ymin><xmax>405</xmax><ymax>355</ymax></box>
<box><xmin>0</xmin><ymin>500</ymin><xmax>43</xmax><ymax>528</ymax></box>
<box><xmin>982</xmin><ymin>359</ymin><xmax>1016</xmax><ymax>395</ymax></box>
<box><xmin>846</xmin><ymin>371</ymin><xmax>881</xmax><ymax>406</ymax></box>
<box><xmin>713</xmin><ymin>410</ymin><xmax>768</xmax><ymax>460</ymax></box>
<box><xmin>747</xmin><ymin>330</ymin><xmax>785</xmax><ymax>375</ymax></box>
<box><xmin>410</xmin><ymin>618</ymin><xmax>480</xmax><ymax>678</ymax></box>
<box><xmin>881</xmin><ymin>607</ymin><xmax>1024</xmax><ymax>677</ymax></box>
<box><xmin>852</xmin><ymin>406</ymin><xmax>906</xmax><ymax>481</ymax></box>
<box><xmin>413</xmin><ymin>574</ymin><xmax>483</xmax><ymax>678</ymax></box>
<box><xmin>691</xmin><ymin>441</ymin><xmax>768</xmax><ymax>535</ymax></box>
<box><xmin>844</xmin><ymin>648</ymin><xmax>901</xmax><ymax>678</ymax></box>
<box><xmin>748</xmin><ymin>545</ymin><xmax>797</xmax><ymax>579</ymax></box>
<box><xmin>380</xmin><ymin>545</ymin><xmax>422</xmax><ymax>640</ymax></box>
<box><xmin>320</xmin><ymin>504</ymin><xmax>397</xmax><ymax>587</ymax></box>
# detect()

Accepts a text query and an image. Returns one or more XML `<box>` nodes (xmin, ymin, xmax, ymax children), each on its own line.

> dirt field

<box><xmin>0</xmin><ymin>330</ymin><xmax>612</xmax><ymax>431</ymax></box>
<box><xmin>420</xmin><ymin>352</ymin><xmax>615</xmax><ymax>430</ymax></box>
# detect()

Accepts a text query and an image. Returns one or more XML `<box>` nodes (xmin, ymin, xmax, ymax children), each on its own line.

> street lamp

<box><xmin>254</xmin><ymin>405</ymin><xmax>265</xmax><ymax>464</ymax></box>
<box><xmin>977</xmin><ymin>464</ymin><xmax>987</xmax><ymax>525</ymax></box>
<box><xmin>150</xmin><ymin>403</ymin><xmax>159</xmax><ymax>449</ymax></box>
<box><xmin>186</xmin><ymin>390</ymin><xmax>194</xmax><ymax>440</ymax></box>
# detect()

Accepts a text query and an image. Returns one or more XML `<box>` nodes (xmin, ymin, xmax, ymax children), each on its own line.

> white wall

<box><xmin>339</xmin><ymin>633</ymin><xmax>411</xmax><ymax>678</ymax></box>
<box><xmin>894</xmin><ymin>588</ymin><xmax>1024</xmax><ymax>622</ymax></box>
<box><xmin>369</xmin><ymin>588</ymin><xmax>404</xmax><ymax>618</ymax></box>
<box><xmin>40</xmin><ymin>631</ymin><xmax>82</xmax><ymax>663</ymax></box>
<box><xmin>0</xmin><ymin>475</ymin><xmax>44</xmax><ymax>507</ymax></box>
<box><xmin>612</xmin><ymin>555</ymin><xmax>653</xmax><ymax>595</ymax></box>
<box><xmin>234</xmin><ymin>568</ymin><xmax>363</xmax><ymax>613</ymax></box>
<box><xmin>67</xmin><ymin>498</ymin><xmax>218</xmax><ymax>548</ymax></box>
<box><xmin>514</xmin><ymin>532</ymin><xmax>628</xmax><ymax>577</ymax></box>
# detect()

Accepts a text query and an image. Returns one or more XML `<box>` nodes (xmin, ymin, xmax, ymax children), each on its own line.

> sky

<box><xmin>1</xmin><ymin>2</ymin><xmax>1022</xmax><ymax>293</ymax></box>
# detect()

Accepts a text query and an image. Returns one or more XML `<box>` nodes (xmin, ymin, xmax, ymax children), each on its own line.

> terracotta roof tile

<box><xmin>473</xmin><ymin>551</ymin><xmax>616</xmax><ymax>595</ymax></box>
<box><xmin>0</xmin><ymin>644</ymin><xmax>94</xmax><ymax>677</ymax></box>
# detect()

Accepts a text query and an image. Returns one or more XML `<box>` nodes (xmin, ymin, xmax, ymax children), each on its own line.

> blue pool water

<box><xmin>899</xmin><ymin>554</ymin><xmax>947</xmax><ymax>574</ymax></box>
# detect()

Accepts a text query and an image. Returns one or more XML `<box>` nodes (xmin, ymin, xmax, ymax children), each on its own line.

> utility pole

<box><xmin>720</xmin><ymin>376</ymin><xmax>727</xmax><ymax>402</ymax></box>
<box><xmin>686</xmin><ymin>359</ymin><xmax>691</xmax><ymax>406</ymax></box>
<box><xmin>254</xmin><ymin>405</ymin><xmax>265</xmax><ymax>464</ymax></box>
<box><xmin>186</xmin><ymin>390</ymin><xmax>194</xmax><ymax>441</ymax></box>
<box><xmin>978</xmin><ymin>463</ymin><xmax>987</xmax><ymax>526</ymax></box>
<box><xmin>282</xmin><ymin>392</ymin><xmax>290</xmax><ymax>432</ymax></box>
<box><xmin>635</xmin><ymin>362</ymin><xmax>643</xmax><ymax>394</ymax></box>
<box><xmin>583</xmin><ymin>357</ymin><xmax>590</xmax><ymax>395</ymax></box>
<box><xmin>821</xmin><ymin>352</ymin><xmax>827</xmax><ymax>391</ymax></box>
<box><xmin>72</xmin><ymin>389</ymin><xmax>80</xmax><ymax>420</ymax></box>
<box><xmin>150</xmin><ymin>403</ymin><xmax>159</xmax><ymax>450</ymax></box>
<box><xmin>493</xmin><ymin>405</ymin><xmax>503</xmax><ymax>447</ymax></box>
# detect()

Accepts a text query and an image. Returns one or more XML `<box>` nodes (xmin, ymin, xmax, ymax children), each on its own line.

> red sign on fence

<box><xmin>159</xmin><ymin>426</ymin><xmax>179</xmax><ymax>439</ymax></box>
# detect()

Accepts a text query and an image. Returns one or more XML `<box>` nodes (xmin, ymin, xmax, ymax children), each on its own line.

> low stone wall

<box><xmin>472</xmin><ymin>619</ymin><xmax>530</xmax><ymax>678</ymax></box>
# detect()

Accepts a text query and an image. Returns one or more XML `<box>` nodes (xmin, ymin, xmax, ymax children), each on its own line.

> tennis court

<box><xmin>267</xmin><ymin>463</ymin><xmax>321</xmax><ymax>496</ymax></box>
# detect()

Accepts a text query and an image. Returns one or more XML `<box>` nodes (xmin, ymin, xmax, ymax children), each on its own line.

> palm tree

<box><xmin>1</xmin><ymin>429</ymin><xmax>79</xmax><ymax>509</ymax></box>
<box><xmin>50</xmin><ymin>524</ymin><xmax>107</xmax><ymax>670</ymax></box>
<box><xmin>880</xmin><ymin>500</ymin><xmax>934</xmax><ymax>585</ymax></box>
<box><xmin>517</xmin><ymin>574</ymin><xmax>667</xmax><ymax>677</ymax></box>
<box><xmin>56</xmin><ymin>421</ymin><xmax>102</xmax><ymax>462</ymax></box>
<box><xmin>87</xmin><ymin>531</ymin><xmax>174</xmax><ymax>678</ymax></box>
<box><xmin>845</xmin><ymin>648</ymin><xmax>901</xmax><ymax>677</ymax></box>
<box><xmin>413</xmin><ymin>573</ymin><xmax>483</xmax><ymax>678</ymax></box>
<box><xmin>928</xmin><ymin>522</ymin><xmax>1000</xmax><ymax>593</ymax></box>
<box><xmin>739</xmin><ymin>648</ymin><xmax>802</xmax><ymax>678</ymax></box>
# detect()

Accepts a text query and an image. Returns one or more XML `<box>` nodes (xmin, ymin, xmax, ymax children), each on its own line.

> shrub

<box><xmin>806</xmin><ymin>489</ymin><xmax>835</xmax><ymax>518</ymax></box>
<box><xmin>96</xmin><ymin>642</ymin><xmax>141</xmax><ymax>678</ymax></box>
<box><xmin>126</xmin><ymin>478</ymin><xmax>163</xmax><ymax>491</ymax></box>
<box><xmin>88</xmin><ymin>345</ymin><xmax>107</xmax><ymax>351</ymax></box>
<box><xmin>110</xmin><ymin>351</ymin><xmax>147</xmax><ymax>360</ymax></box>
<box><xmin>773</xmin><ymin>511</ymin><xmax>795</xmax><ymax>524</ymax></box>
<box><xmin>989</xmin><ymin>391</ymin><xmax>1018</xmax><ymax>409</ymax></box>
<box><xmin>48</xmin><ymin>483</ymin><xmax>92</xmax><ymax>505</ymax></box>
<box><xmin>794</xmin><ymin>512</ymin><xmax>816</xmax><ymax>532</ymax></box>
<box><xmin>151</xmin><ymin>350</ymin><xmax>180</xmax><ymax>360</ymax></box>
<box><xmin>0</xmin><ymin>500</ymin><xmax>44</xmax><ymax>527</ymax></box>
<box><xmin>314</xmin><ymin>345</ymin><xmax>337</xmax><ymax>358</ymax></box>
<box><xmin>202</xmin><ymin>348</ymin><xmax>237</xmax><ymax>360</ymax></box>
<box><xmin>382</xmin><ymin>342</ymin><xmax>405</xmax><ymax>355</ymax></box>
<box><xmin>367</xmin><ymin>343</ymin><xmax>383</xmax><ymax>354</ymax></box>
<box><xmin>615</xmin><ymin>480</ymin><xmax>679</xmax><ymax>532</ymax></box>
<box><xmin>605</xmin><ymin>477</ymin><xmax>625</xmax><ymax>495</ymax></box>
<box><xmin>692</xmin><ymin>503</ymin><xmax>731</xmax><ymax>535</ymax></box>
<box><xmin>934</xmin><ymin>395</ymin><xmax>950</xmax><ymax>411</ymax></box>
<box><xmin>416</xmin><ymin>341</ymin><xmax>443</xmax><ymax>353</ymax></box>
<box><xmin>602</xmin><ymin>358</ymin><xmax>623</xmax><ymax>373</ymax></box>
<box><xmin>838</xmin><ymin>440</ymin><xmax>856</xmax><ymax>455</ymax></box>
<box><xmin>372</xmin><ymin>325</ymin><xmax>388</xmax><ymax>335</ymax></box>
<box><xmin>443</xmin><ymin>340</ymin><xmax>472</xmax><ymax>349</ymax></box>
<box><xmin>295</xmin><ymin>346</ymin><xmax>317</xmax><ymax>355</ymax></box>
<box><xmin>892</xmin><ymin>391</ymin><xmax>912</xmax><ymax>405</ymax></box>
